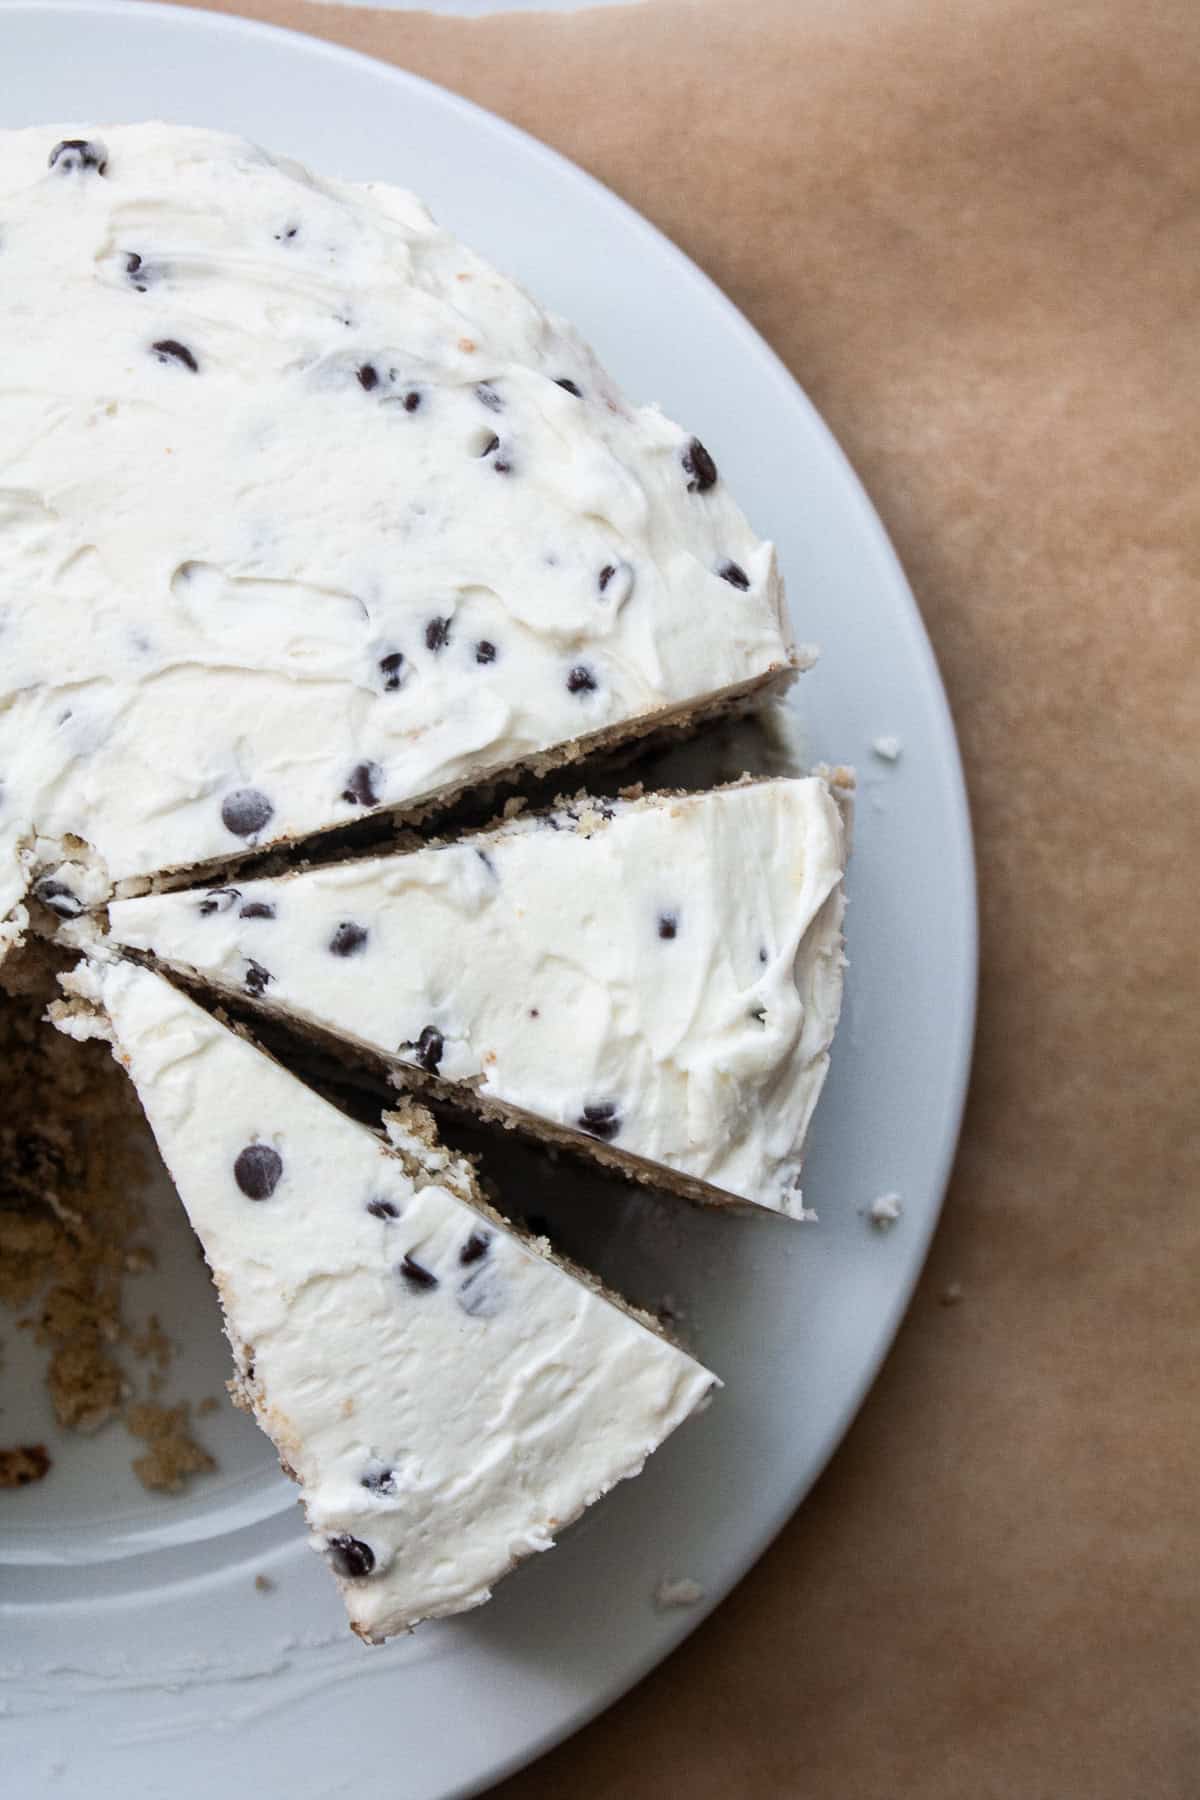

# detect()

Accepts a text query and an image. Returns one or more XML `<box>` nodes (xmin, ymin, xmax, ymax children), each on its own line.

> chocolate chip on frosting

<box><xmin>48</xmin><ymin>138</ymin><xmax>107</xmax><ymax>175</ymax></box>
<box><xmin>378</xmin><ymin>650</ymin><xmax>406</xmax><ymax>691</ymax></box>
<box><xmin>152</xmin><ymin>339</ymin><xmax>199</xmax><ymax>373</ymax></box>
<box><xmin>330</xmin><ymin>920</ymin><xmax>369</xmax><ymax>957</ymax></box>
<box><xmin>199</xmin><ymin>886</ymin><xmax>240</xmax><ymax>917</ymax></box>
<box><xmin>554</xmin><ymin>378</ymin><xmax>582</xmax><ymax>397</ymax></box>
<box><xmin>234</xmin><ymin>1144</ymin><xmax>283</xmax><ymax>1200</ymax></box>
<box><xmin>33</xmin><ymin>878</ymin><xmax>82</xmax><ymax>919</ymax></box>
<box><xmin>566</xmin><ymin>665</ymin><xmax>597</xmax><ymax>694</ymax></box>
<box><xmin>240</xmin><ymin>900</ymin><xmax>276</xmax><ymax>920</ymax></box>
<box><xmin>402</xmin><ymin>389</ymin><xmax>422</xmax><ymax>412</ymax></box>
<box><xmin>367</xmin><ymin>1197</ymin><xmax>401</xmax><ymax>1220</ymax></box>
<box><xmin>682</xmin><ymin>437</ymin><xmax>718</xmax><ymax>493</ymax></box>
<box><xmin>718</xmin><ymin>560</ymin><xmax>750</xmax><ymax>590</ymax></box>
<box><xmin>415</xmin><ymin>1026</ymin><xmax>444</xmax><ymax>1072</ymax></box>
<box><xmin>657</xmin><ymin>912</ymin><xmax>679</xmax><ymax>940</ymax></box>
<box><xmin>326</xmin><ymin>1534</ymin><xmax>376</xmax><ymax>1579</ymax></box>
<box><xmin>425</xmin><ymin>617</ymin><xmax>451</xmax><ymax>653</ymax></box>
<box><xmin>474</xmin><ymin>640</ymin><xmax>497</xmax><ymax>665</ymax></box>
<box><xmin>124</xmin><ymin>252</ymin><xmax>150</xmax><ymax>291</ymax></box>
<box><xmin>475</xmin><ymin>382</ymin><xmax>503</xmax><ymax>412</ymax></box>
<box><xmin>459</xmin><ymin>1231</ymin><xmax>491</xmax><ymax>1266</ymax></box>
<box><xmin>360</xmin><ymin>1462</ymin><xmax>397</xmax><ymax>1495</ymax></box>
<box><xmin>243</xmin><ymin>958</ymin><xmax>272</xmax><ymax>997</ymax></box>
<box><xmin>578</xmin><ymin>1101</ymin><xmax>621</xmax><ymax>1141</ymax></box>
<box><xmin>221</xmin><ymin>788</ymin><xmax>274</xmax><ymax>839</ymax></box>
<box><xmin>357</xmin><ymin>363</ymin><xmax>379</xmax><ymax>391</ymax></box>
<box><xmin>399</xmin><ymin>1253</ymin><xmax>438</xmax><ymax>1292</ymax></box>
<box><xmin>341</xmin><ymin>761</ymin><xmax>382</xmax><ymax>807</ymax></box>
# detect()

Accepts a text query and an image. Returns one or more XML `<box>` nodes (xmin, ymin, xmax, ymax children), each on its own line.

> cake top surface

<box><xmin>0</xmin><ymin>121</ymin><xmax>792</xmax><ymax>942</ymax></box>
<box><xmin>108</xmin><ymin>775</ymin><xmax>847</xmax><ymax>1214</ymax></box>
<box><xmin>76</xmin><ymin>954</ymin><xmax>713</xmax><ymax>1640</ymax></box>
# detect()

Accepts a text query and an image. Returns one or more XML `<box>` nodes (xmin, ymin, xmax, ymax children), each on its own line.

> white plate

<box><xmin>0</xmin><ymin>4</ymin><xmax>977</xmax><ymax>1794</ymax></box>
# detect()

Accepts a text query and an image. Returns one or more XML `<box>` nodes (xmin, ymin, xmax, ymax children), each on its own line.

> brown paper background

<box><xmin>163</xmin><ymin>1</ymin><xmax>1199</xmax><ymax>1792</ymax></box>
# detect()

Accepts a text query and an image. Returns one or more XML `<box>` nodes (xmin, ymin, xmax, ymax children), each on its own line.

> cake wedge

<box><xmin>107</xmin><ymin>776</ymin><xmax>848</xmax><ymax>1217</ymax></box>
<box><xmin>0</xmin><ymin>122</ymin><xmax>798</xmax><ymax>953</ymax></box>
<box><xmin>55</xmin><ymin>956</ymin><xmax>715</xmax><ymax>1641</ymax></box>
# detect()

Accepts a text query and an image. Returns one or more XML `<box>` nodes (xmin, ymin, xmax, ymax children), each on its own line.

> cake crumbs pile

<box><xmin>0</xmin><ymin>942</ymin><xmax>216</xmax><ymax>1492</ymax></box>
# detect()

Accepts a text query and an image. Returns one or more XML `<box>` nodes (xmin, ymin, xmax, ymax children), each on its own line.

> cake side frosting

<box><xmin>108</xmin><ymin>777</ymin><xmax>848</xmax><ymax>1214</ymax></box>
<box><xmin>0</xmin><ymin>122</ymin><xmax>795</xmax><ymax>938</ymax></box>
<box><xmin>64</xmin><ymin>957</ymin><xmax>713</xmax><ymax>1640</ymax></box>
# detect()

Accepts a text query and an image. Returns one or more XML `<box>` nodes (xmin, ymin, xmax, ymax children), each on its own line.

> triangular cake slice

<box><xmin>56</xmin><ymin>957</ymin><xmax>714</xmax><ymax>1641</ymax></box>
<box><xmin>1</xmin><ymin>122</ymin><xmax>798</xmax><ymax>951</ymax></box>
<box><xmin>108</xmin><ymin>776</ymin><xmax>848</xmax><ymax>1217</ymax></box>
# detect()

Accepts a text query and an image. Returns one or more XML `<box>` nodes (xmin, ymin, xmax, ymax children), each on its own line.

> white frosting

<box><xmin>87</xmin><ymin>958</ymin><xmax>713</xmax><ymax>1641</ymax></box>
<box><xmin>108</xmin><ymin>777</ymin><xmax>847</xmax><ymax>1214</ymax></box>
<box><xmin>0</xmin><ymin>122</ymin><xmax>794</xmax><ymax>935</ymax></box>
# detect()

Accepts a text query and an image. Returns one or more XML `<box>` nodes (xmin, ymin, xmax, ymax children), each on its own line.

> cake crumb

<box><xmin>654</xmin><ymin>1576</ymin><xmax>704</xmax><ymax>1610</ymax></box>
<box><xmin>254</xmin><ymin>1573</ymin><xmax>275</xmax><ymax>1594</ymax></box>
<box><xmin>871</xmin><ymin>734</ymin><xmax>903</xmax><ymax>763</ymax></box>
<box><xmin>868</xmin><ymin>1192</ymin><xmax>903</xmax><ymax>1230</ymax></box>
<box><xmin>938</xmin><ymin>1281</ymin><xmax>964</xmax><ymax>1307</ymax></box>
<box><xmin>125</xmin><ymin>1400</ymin><xmax>217</xmax><ymax>1493</ymax></box>
<box><xmin>0</xmin><ymin>1443</ymin><xmax>52</xmax><ymax>1488</ymax></box>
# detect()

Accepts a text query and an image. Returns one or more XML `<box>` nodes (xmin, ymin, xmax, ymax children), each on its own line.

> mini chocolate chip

<box><xmin>493</xmin><ymin>453</ymin><xmax>513</xmax><ymax>475</ymax></box>
<box><xmin>476</xmin><ymin>848</ymin><xmax>497</xmax><ymax>878</ymax></box>
<box><xmin>240</xmin><ymin>901</ymin><xmax>276</xmax><ymax>920</ymax></box>
<box><xmin>33</xmin><ymin>878</ymin><xmax>82</xmax><ymax>920</ymax></box>
<box><xmin>234</xmin><ymin>1144</ymin><xmax>283</xmax><ymax>1200</ymax></box>
<box><xmin>366</xmin><ymin>1197</ymin><xmax>401</xmax><ymax>1220</ymax></box>
<box><xmin>750</xmin><ymin>1004</ymin><xmax>768</xmax><ymax>1024</ymax></box>
<box><xmin>415</xmin><ymin>1026</ymin><xmax>444</xmax><ymax>1072</ymax></box>
<box><xmin>341</xmin><ymin>760</ymin><xmax>382</xmax><ymax>807</ymax></box>
<box><xmin>425</xmin><ymin>617</ymin><xmax>451</xmax><ymax>653</ymax></box>
<box><xmin>378</xmin><ymin>650</ymin><xmax>406</xmax><ymax>691</ymax></box>
<box><xmin>478</xmin><ymin>433</ymin><xmax>500</xmax><ymax>459</ymax></box>
<box><xmin>578</xmin><ymin>1101</ymin><xmax>620</xmax><ymax>1141</ymax></box>
<box><xmin>330</xmin><ymin>920</ymin><xmax>369</xmax><ymax>957</ymax></box>
<box><xmin>274</xmin><ymin>224</ymin><xmax>299</xmax><ymax>242</ymax></box>
<box><xmin>529</xmin><ymin>1007</ymin><xmax>540</xmax><ymax>1018</ymax></box>
<box><xmin>243</xmin><ymin>958</ymin><xmax>272</xmax><ymax>997</ymax></box>
<box><xmin>326</xmin><ymin>1534</ymin><xmax>375</xmax><ymax>1579</ymax></box>
<box><xmin>474</xmin><ymin>639</ymin><xmax>497</xmax><ymax>664</ymax></box>
<box><xmin>658</xmin><ymin>912</ymin><xmax>678</xmax><ymax>940</ymax></box>
<box><xmin>458</xmin><ymin>1268</ymin><xmax>503</xmax><ymax>1319</ymax></box>
<box><xmin>221</xmin><ymin>788</ymin><xmax>274</xmax><ymax>838</ymax></box>
<box><xmin>399</xmin><ymin>1253</ymin><xmax>438</xmax><ymax>1292</ymax></box>
<box><xmin>718</xmin><ymin>560</ymin><xmax>750</xmax><ymax>589</ymax></box>
<box><xmin>566</xmin><ymin>665</ymin><xmax>597</xmax><ymax>694</ymax></box>
<box><xmin>403</xmin><ymin>390</ymin><xmax>422</xmax><ymax>412</ymax></box>
<box><xmin>360</xmin><ymin>1463</ymin><xmax>396</xmax><ymax>1495</ymax></box>
<box><xmin>476</xmin><ymin>383</ymin><xmax>502</xmax><ymax>412</ymax></box>
<box><xmin>49</xmin><ymin>138</ymin><xmax>107</xmax><ymax>175</ymax></box>
<box><xmin>459</xmin><ymin>1231</ymin><xmax>491</xmax><ymax>1266</ymax></box>
<box><xmin>554</xmin><ymin>377</ymin><xmax>582</xmax><ymax>397</ymax></box>
<box><xmin>199</xmin><ymin>886</ymin><xmax>240</xmax><ymax>917</ymax></box>
<box><xmin>682</xmin><ymin>437</ymin><xmax>718</xmax><ymax>493</ymax></box>
<box><xmin>598</xmin><ymin>564</ymin><xmax>616</xmax><ymax>591</ymax></box>
<box><xmin>152</xmin><ymin>339</ymin><xmax>199</xmax><ymax>373</ymax></box>
<box><xmin>758</xmin><ymin>946</ymin><xmax>769</xmax><ymax>964</ymax></box>
<box><xmin>125</xmin><ymin>251</ymin><xmax>149</xmax><ymax>291</ymax></box>
<box><xmin>357</xmin><ymin>363</ymin><xmax>379</xmax><ymax>391</ymax></box>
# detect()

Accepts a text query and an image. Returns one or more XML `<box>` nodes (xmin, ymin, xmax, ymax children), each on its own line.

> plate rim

<box><xmin>0</xmin><ymin>4</ymin><xmax>979</xmax><ymax>1793</ymax></box>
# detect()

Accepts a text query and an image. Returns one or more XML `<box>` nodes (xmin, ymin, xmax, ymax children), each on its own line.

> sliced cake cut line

<box><xmin>106</xmin><ymin>774</ymin><xmax>849</xmax><ymax>1217</ymax></box>
<box><xmin>52</xmin><ymin>956</ymin><xmax>716</xmax><ymax>1642</ymax></box>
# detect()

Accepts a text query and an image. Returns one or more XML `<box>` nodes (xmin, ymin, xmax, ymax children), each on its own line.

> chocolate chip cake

<box><xmin>0</xmin><ymin>122</ymin><xmax>798</xmax><ymax>957</ymax></box>
<box><xmin>0</xmin><ymin>123</ymin><xmax>852</xmax><ymax>1643</ymax></box>
<box><xmin>107</xmin><ymin>777</ymin><xmax>848</xmax><ymax>1217</ymax></box>
<box><xmin>57</xmin><ymin>957</ymin><xmax>714</xmax><ymax>1642</ymax></box>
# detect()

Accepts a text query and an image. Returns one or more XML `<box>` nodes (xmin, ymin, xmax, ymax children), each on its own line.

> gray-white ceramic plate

<box><xmin>0</xmin><ymin>5</ymin><xmax>977</xmax><ymax>1794</ymax></box>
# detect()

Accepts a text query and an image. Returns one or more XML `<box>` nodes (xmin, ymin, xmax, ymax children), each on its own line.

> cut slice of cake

<box><xmin>55</xmin><ymin>957</ymin><xmax>714</xmax><ymax>1641</ymax></box>
<box><xmin>108</xmin><ymin>776</ymin><xmax>848</xmax><ymax>1217</ymax></box>
<box><xmin>0</xmin><ymin>123</ymin><xmax>799</xmax><ymax>950</ymax></box>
